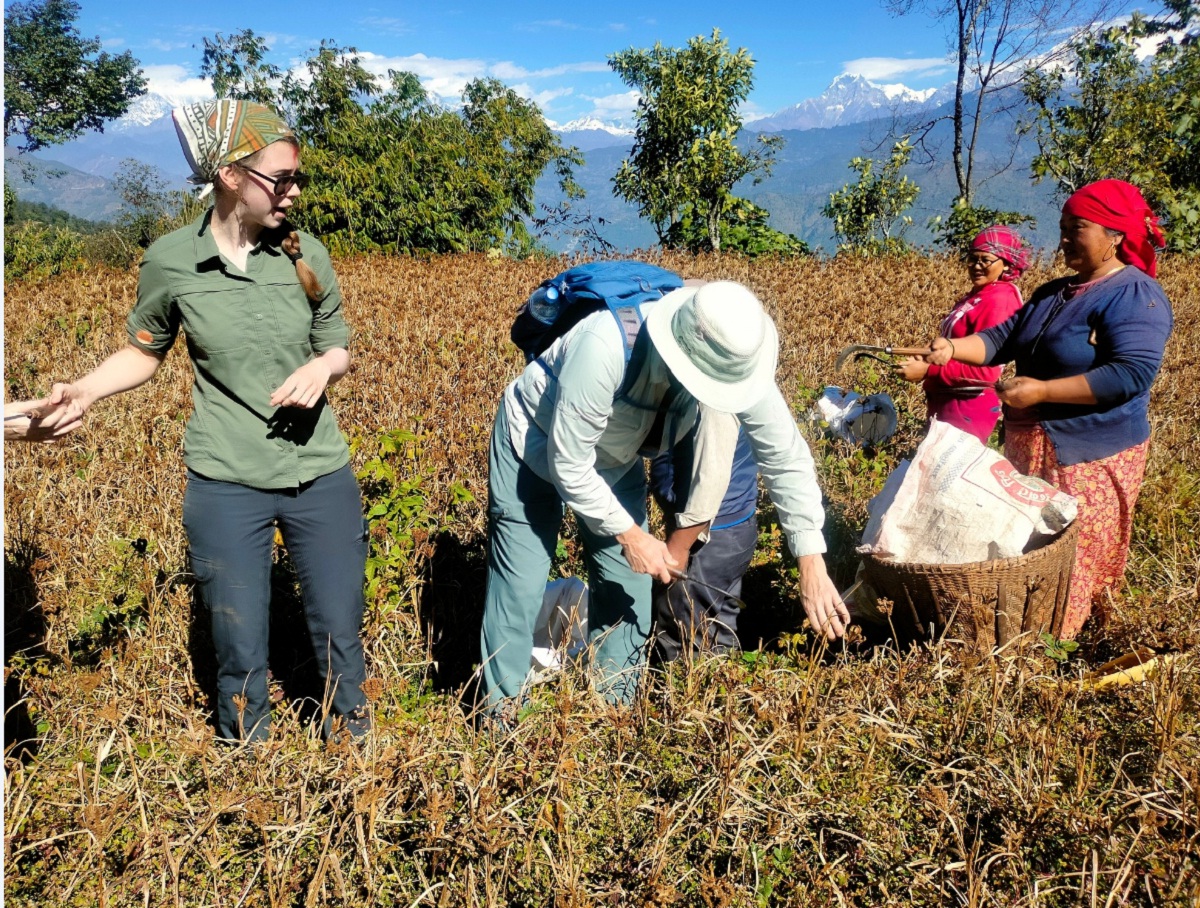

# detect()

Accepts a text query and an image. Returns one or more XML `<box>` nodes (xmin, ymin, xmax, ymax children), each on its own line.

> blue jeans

<box><xmin>480</xmin><ymin>404</ymin><xmax>652</xmax><ymax>711</ymax></box>
<box><xmin>183</xmin><ymin>465</ymin><xmax>368</xmax><ymax>742</ymax></box>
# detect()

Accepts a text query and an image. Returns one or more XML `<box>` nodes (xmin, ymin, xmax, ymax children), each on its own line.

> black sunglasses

<box><xmin>235</xmin><ymin>163</ymin><xmax>310</xmax><ymax>195</ymax></box>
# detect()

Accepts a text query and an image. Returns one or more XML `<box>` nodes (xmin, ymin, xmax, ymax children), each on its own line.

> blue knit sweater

<box><xmin>979</xmin><ymin>266</ymin><xmax>1173</xmax><ymax>466</ymax></box>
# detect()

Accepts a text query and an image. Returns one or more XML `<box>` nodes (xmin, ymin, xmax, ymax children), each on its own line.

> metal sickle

<box><xmin>668</xmin><ymin>568</ymin><xmax>748</xmax><ymax>610</ymax></box>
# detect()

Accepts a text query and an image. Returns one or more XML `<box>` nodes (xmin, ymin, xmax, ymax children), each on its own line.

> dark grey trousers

<box><xmin>653</xmin><ymin>515</ymin><xmax>757</xmax><ymax>662</ymax></box>
<box><xmin>183</xmin><ymin>465</ymin><xmax>368</xmax><ymax>742</ymax></box>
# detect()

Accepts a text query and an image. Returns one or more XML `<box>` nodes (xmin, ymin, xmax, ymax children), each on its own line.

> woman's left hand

<box><xmin>894</xmin><ymin>357</ymin><xmax>929</xmax><ymax>382</ymax></box>
<box><xmin>270</xmin><ymin>360</ymin><xmax>333</xmax><ymax>409</ymax></box>
<box><xmin>996</xmin><ymin>376</ymin><xmax>1047</xmax><ymax>409</ymax></box>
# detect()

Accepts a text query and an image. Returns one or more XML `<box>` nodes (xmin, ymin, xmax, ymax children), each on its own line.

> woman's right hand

<box><xmin>615</xmin><ymin>525</ymin><xmax>678</xmax><ymax>584</ymax></box>
<box><xmin>926</xmin><ymin>337</ymin><xmax>955</xmax><ymax>366</ymax></box>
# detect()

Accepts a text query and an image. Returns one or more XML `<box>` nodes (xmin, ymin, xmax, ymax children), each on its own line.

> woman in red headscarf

<box><xmin>896</xmin><ymin>225</ymin><xmax>1027</xmax><ymax>443</ymax></box>
<box><xmin>926</xmin><ymin>180</ymin><xmax>1174</xmax><ymax>638</ymax></box>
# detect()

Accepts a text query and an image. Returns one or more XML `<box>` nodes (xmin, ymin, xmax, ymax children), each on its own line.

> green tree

<box><xmin>112</xmin><ymin>159</ymin><xmax>199</xmax><ymax>249</ymax></box>
<box><xmin>279</xmin><ymin>41</ymin><xmax>380</xmax><ymax>148</ymax></box>
<box><xmin>666</xmin><ymin>196</ymin><xmax>810</xmax><ymax>258</ymax></box>
<box><xmin>823</xmin><ymin>139</ymin><xmax>921</xmax><ymax>255</ymax></box>
<box><xmin>929</xmin><ymin>198</ymin><xmax>1036</xmax><ymax>254</ymax></box>
<box><xmin>610</xmin><ymin>29</ymin><xmax>782</xmax><ymax>251</ymax></box>
<box><xmin>1022</xmin><ymin>1</ymin><xmax>1200</xmax><ymax>251</ymax></box>
<box><xmin>885</xmin><ymin>0</ymin><xmax>1117</xmax><ymax>207</ymax></box>
<box><xmin>197</xmin><ymin>33</ymin><xmax>581</xmax><ymax>255</ymax></box>
<box><xmin>3</xmin><ymin>0</ymin><xmax>146</xmax><ymax>152</ymax></box>
<box><xmin>199</xmin><ymin>29</ymin><xmax>282</xmax><ymax>105</ymax></box>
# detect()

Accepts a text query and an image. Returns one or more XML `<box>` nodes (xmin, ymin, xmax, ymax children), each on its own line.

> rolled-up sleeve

<box><xmin>126</xmin><ymin>258</ymin><xmax>180</xmax><ymax>355</ymax></box>
<box><xmin>546</xmin><ymin>329</ymin><xmax>635</xmax><ymax>537</ymax></box>
<box><xmin>738</xmin><ymin>387</ymin><xmax>827</xmax><ymax>557</ymax></box>
<box><xmin>306</xmin><ymin>240</ymin><xmax>350</xmax><ymax>354</ymax></box>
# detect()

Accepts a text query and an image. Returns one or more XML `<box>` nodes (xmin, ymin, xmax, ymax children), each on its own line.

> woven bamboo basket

<box><xmin>859</xmin><ymin>520</ymin><xmax>1079</xmax><ymax>653</ymax></box>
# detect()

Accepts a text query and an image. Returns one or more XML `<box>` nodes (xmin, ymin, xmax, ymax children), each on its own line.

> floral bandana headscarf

<box><xmin>172</xmin><ymin>100</ymin><xmax>294</xmax><ymax>198</ymax></box>
<box><xmin>969</xmin><ymin>225</ymin><xmax>1030</xmax><ymax>282</ymax></box>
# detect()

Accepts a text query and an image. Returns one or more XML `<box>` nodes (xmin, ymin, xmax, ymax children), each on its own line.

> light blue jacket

<box><xmin>503</xmin><ymin>304</ymin><xmax>828</xmax><ymax>557</ymax></box>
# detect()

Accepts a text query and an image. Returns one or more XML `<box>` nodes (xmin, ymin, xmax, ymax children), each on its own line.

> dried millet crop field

<box><xmin>4</xmin><ymin>252</ymin><xmax>1199</xmax><ymax>906</ymax></box>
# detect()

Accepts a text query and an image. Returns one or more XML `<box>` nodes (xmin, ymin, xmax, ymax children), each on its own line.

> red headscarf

<box><xmin>970</xmin><ymin>225</ymin><xmax>1029</xmax><ymax>282</ymax></box>
<box><xmin>1061</xmin><ymin>179</ymin><xmax>1166</xmax><ymax>278</ymax></box>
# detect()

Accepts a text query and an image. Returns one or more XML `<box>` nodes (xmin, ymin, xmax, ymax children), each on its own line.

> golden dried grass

<box><xmin>4</xmin><ymin>252</ymin><xmax>1198</xmax><ymax>906</ymax></box>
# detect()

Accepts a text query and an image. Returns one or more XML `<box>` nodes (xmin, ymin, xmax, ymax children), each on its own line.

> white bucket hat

<box><xmin>644</xmin><ymin>280</ymin><xmax>779</xmax><ymax>412</ymax></box>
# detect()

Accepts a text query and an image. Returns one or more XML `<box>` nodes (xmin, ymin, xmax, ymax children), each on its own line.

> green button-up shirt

<box><xmin>127</xmin><ymin>210</ymin><xmax>351</xmax><ymax>489</ymax></box>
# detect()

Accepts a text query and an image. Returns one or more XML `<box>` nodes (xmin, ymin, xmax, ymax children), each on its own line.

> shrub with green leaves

<box><xmin>823</xmin><ymin>138</ymin><xmax>920</xmax><ymax>256</ymax></box>
<box><xmin>3</xmin><ymin>219</ymin><xmax>85</xmax><ymax>279</ymax></box>
<box><xmin>929</xmin><ymin>197</ymin><xmax>1036</xmax><ymax>256</ymax></box>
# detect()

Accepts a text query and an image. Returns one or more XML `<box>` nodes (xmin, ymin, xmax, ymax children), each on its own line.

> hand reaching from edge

<box><xmin>4</xmin><ymin>397</ymin><xmax>80</xmax><ymax>441</ymax></box>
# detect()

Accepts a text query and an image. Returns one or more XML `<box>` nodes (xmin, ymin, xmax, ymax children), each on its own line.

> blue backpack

<box><xmin>510</xmin><ymin>261</ymin><xmax>684</xmax><ymax>365</ymax></box>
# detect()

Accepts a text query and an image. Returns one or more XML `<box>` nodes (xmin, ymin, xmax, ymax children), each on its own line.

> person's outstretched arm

<box><xmin>39</xmin><ymin>345</ymin><xmax>165</xmax><ymax>429</ymax></box>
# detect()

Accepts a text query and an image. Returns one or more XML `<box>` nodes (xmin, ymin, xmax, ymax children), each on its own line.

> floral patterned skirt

<box><xmin>1004</xmin><ymin>423</ymin><xmax>1150</xmax><ymax>639</ymax></box>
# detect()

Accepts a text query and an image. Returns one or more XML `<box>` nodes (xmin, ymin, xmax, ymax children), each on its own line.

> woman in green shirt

<box><xmin>41</xmin><ymin>101</ymin><xmax>368</xmax><ymax>743</ymax></box>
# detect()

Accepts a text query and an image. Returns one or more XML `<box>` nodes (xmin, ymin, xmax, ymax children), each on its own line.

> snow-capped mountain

<box><xmin>550</xmin><ymin>116</ymin><xmax>634</xmax><ymax>137</ymax></box>
<box><xmin>111</xmin><ymin>93</ymin><xmax>177</xmax><ymax>130</ymax></box>
<box><xmin>748</xmin><ymin>73</ymin><xmax>954</xmax><ymax>133</ymax></box>
<box><xmin>110</xmin><ymin>91</ymin><xmax>213</xmax><ymax>131</ymax></box>
<box><xmin>548</xmin><ymin>116</ymin><xmax>635</xmax><ymax>151</ymax></box>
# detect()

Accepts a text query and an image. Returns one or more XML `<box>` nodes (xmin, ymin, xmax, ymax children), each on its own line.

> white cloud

<box><xmin>140</xmin><ymin>64</ymin><xmax>213</xmax><ymax>104</ymax></box>
<box><xmin>491</xmin><ymin>61</ymin><xmax>609</xmax><ymax>81</ymax></box>
<box><xmin>147</xmin><ymin>38</ymin><xmax>192</xmax><ymax>53</ymax></box>
<box><xmin>355</xmin><ymin>51</ymin><xmax>488</xmax><ymax>104</ymax></box>
<box><xmin>353</xmin><ymin>51</ymin><xmax>607</xmax><ymax>109</ymax></box>
<box><xmin>585</xmin><ymin>89</ymin><xmax>641</xmax><ymax>121</ymax></box>
<box><xmin>841</xmin><ymin>56</ymin><xmax>950</xmax><ymax>82</ymax></box>
<box><xmin>524</xmin><ymin>19</ymin><xmax>583</xmax><ymax>31</ymax></box>
<box><xmin>357</xmin><ymin>17</ymin><xmax>412</xmax><ymax>36</ymax></box>
<box><xmin>517</xmin><ymin>18</ymin><xmax>630</xmax><ymax>34</ymax></box>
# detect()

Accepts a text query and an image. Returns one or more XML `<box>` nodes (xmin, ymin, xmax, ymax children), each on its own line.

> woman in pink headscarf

<box><xmin>926</xmin><ymin>181</ymin><xmax>1174</xmax><ymax>638</ymax></box>
<box><xmin>896</xmin><ymin>225</ymin><xmax>1028</xmax><ymax>443</ymax></box>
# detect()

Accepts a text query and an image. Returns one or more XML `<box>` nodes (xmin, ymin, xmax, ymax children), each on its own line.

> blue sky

<box><xmin>21</xmin><ymin>0</ymin><xmax>1155</xmax><ymax>125</ymax></box>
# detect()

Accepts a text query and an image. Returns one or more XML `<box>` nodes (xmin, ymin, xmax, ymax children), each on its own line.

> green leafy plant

<box><xmin>3</xmin><ymin>219</ymin><xmax>85</xmax><ymax>279</ymax></box>
<box><xmin>353</xmin><ymin>429</ymin><xmax>474</xmax><ymax>615</ymax></box>
<box><xmin>1039</xmin><ymin>630</ymin><xmax>1080</xmax><ymax>663</ymax></box>
<box><xmin>929</xmin><ymin>197</ymin><xmax>1036</xmax><ymax>255</ymax></box>
<box><xmin>823</xmin><ymin>138</ymin><xmax>920</xmax><ymax>256</ymax></box>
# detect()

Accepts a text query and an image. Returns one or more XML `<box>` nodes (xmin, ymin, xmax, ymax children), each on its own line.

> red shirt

<box><xmin>923</xmin><ymin>280</ymin><xmax>1023</xmax><ymax>443</ymax></box>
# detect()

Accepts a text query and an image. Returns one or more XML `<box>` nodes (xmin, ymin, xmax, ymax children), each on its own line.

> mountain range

<box><xmin>6</xmin><ymin>74</ymin><xmax>1061</xmax><ymax>253</ymax></box>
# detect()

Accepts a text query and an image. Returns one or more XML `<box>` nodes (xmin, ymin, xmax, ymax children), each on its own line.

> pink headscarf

<box><xmin>970</xmin><ymin>225</ymin><xmax>1029</xmax><ymax>282</ymax></box>
<box><xmin>1061</xmin><ymin>179</ymin><xmax>1165</xmax><ymax>278</ymax></box>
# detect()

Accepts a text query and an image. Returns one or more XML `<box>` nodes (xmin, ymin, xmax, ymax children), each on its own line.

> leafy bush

<box><xmin>929</xmin><ymin>197</ymin><xmax>1037</xmax><ymax>255</ymax></box>
<box><xmin>3</xmin><ymin>220</ymin><xmax>85</xmax><ymax>279</ymax></box>
<box><xmin>666</xmin><ymin>196</ymin><xmax>811</xmax><ymax>257</ymax></box>
<box><xmin>823</xmin><ymin>138</ymin><xmax>920</xmax><ymax>256</ymax></box>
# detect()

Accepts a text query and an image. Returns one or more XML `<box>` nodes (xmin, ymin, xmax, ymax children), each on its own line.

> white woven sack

<box><xmin>858</xmin><ymin>419</ymin><xmax>1077</xmax><ymax>565</ymax></box>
